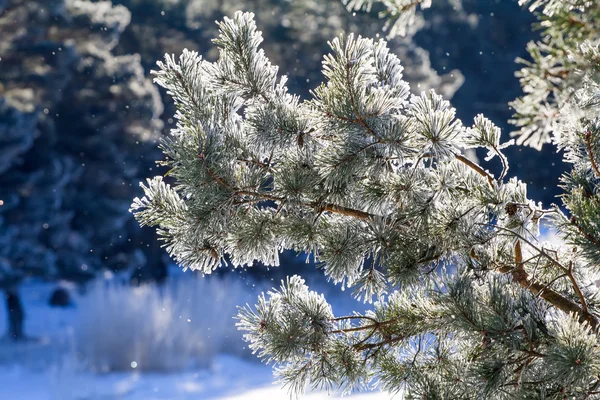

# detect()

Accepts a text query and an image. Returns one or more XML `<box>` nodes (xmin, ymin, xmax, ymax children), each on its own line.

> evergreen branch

<box><xmin>174</xmin><ymin>71</ymin><xmax>198</xmax><ymax>108</ymax></box>
<box><xmin>345</xmin><ymin>61</ymin><xmax>382</xmax><ymax>141</ymax></box>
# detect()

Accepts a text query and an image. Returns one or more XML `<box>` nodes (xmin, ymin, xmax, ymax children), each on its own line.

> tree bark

<box><xmin>5</xmin><ymin>289</ymin><xmax>25</xmax><ymax>341</ymax></box>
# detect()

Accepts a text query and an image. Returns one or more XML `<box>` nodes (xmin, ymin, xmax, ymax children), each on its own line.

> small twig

<box><xmin>331</xmin><ymin>315</ymin><xmax>380</xmax><ymax>324</ymax></box>
<box><xmin>236</xmin><ymin>158</ymin><xmax>270</xmax><ymax>169</ymax></box>
<box><xmin>570</xmin><ymin>216</ymin><xmax>600</xmax><ymax>247</ymax></box>
<box><xmin>356</xmin><ymin>335</ymin><xmax>404</xmax><ymax>351</ymax></box>
<box><xmin>585</xmin><ymin>130</ymin><xmax>600</xmax><ymax>179</ymax></box>
<box><xmin>329</xmin><ymin>319</ymin><xmax>396</xmax><ymax>335</ymax></box>
<box><xmin>493</xmin><ymin>145</ymin><xmax>509</xmax><ymax>181</ymax></box>
<box><xmin>532</xmin><ymin>273</ymin><xmax>568</xmax><ymax>299</ymax></box>
<box><xmin>455</xmin><ymin>154</ymin><xmax>495</xmax><ymax>187</ymax></box>
<box><xmin>323</xmin><ymin>110</ymin><xmax>380</xmax><ymax>124</ymax></box>
<box><xmin>567</xmin><ymin>260</ymin><xmax>589</xmax><ymax>315</ymax></box>
<box><xmin>332</xmin><ymin>140</ymin><xmax>382</xmax><ymax>169</ymax></box>
<box><xmin>206</xmin><ymin>167</ymin><xmax>236</xmax><ymax>191</ymax></box>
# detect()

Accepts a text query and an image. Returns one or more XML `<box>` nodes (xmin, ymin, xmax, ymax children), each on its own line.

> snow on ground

<box><xmin>0</xmin><ymin>355</ymin><xmax>392</xmax><ymax>400</ymax></box>
<box><xmin>0</xmin><ymin>279</ymin><xmax>396</xmax><ymax>400</ymax></box>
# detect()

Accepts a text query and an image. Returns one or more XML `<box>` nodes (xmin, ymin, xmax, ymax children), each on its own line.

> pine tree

<box><xmin>132</xmin><ymin>3</ymin><xmax>600</xmax><ymax>398</ymax></box>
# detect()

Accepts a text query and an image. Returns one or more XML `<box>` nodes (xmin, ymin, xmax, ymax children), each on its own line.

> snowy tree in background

<box><xmin>0</xmin><ymin>0</ymin><xmax>162</xmax><ymax>339</ymax></box>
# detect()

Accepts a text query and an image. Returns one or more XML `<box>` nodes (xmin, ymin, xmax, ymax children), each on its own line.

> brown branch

<box><xmin>484</xmin><ymin>229</ymin><xmax>599</xmax><ymax>329</ymax></box>
<box><xmin>205</xmin><ymin>167</ymin><xmax>236</xmax><ymax>191</ymax></box>
<box><xmin>567</xmin><ymin>15</ymin><xmax>590</xmax><ymax>30</ymax></box>
<box><xmin>571</xmin><ymin>216</ymin><xmax>600</xmax><ymax>247</ymax></box>
<box><xmin>236</xmin><ymin>158</ymin><xmax>270</xmax><ymax>169</ymax></box>
<box><xmin>233</xmin><ymin>189</ymin><xmax>377</xmax><ymax>220</ymax></box>
<box><xmin>515</xmin><ymin>240</ymin><xmax>525</xmax><ymax>273</ymax></box>
<box><xmin>585</xmin><ymin>130</ymin><xmax>600</xmax><ymax>179</ymax></box>
<box><xmin>356</xmin><ymin>335</ymin><xmax>404</xmax><ymax>351</ymax></box>
<box><xmin>317</xmin><ymin>200</ymin><xmax>376</xmax><ymax>220</ymax></box>
<box><xmin>331</xmin><ymin>315</ymin><xmax>380</xmax><ymax>324</ymax></box>
<box><xmin>455</xmin><ymin>154</ymin><xmax>495</xmax><ymax>187</ymax></box>
<box><xmin>495</xmin><ymin>263</ymin><xmax>598</xmax><ymax>331</ymax></box>
<box><xmin>329</xmin><ymin>319</ymin><xmax>396</xmax><ymax>335</ymax></box>
<box><xmin>328</xmin><ymin>316</ymin><xmax>411</xmax><ymax>352</ymax></box>
<box><xmin>400</xmin><ymin>0</ymin><xmax>422</xmax><ymax>12</ymax></box>
<box><xmin>203</xmin><ymin>161</ymin><xmax>378</xmax><ymax>220</ymax></box>
<box><xmin>567</xmin><ymin>261</ymin><xmax>589</xmax><ymax>315</ymax></box>
<box><xmin>323</xmin><ymin>110</ymin><xmax>380</xmax><ymax>124</ymax></box>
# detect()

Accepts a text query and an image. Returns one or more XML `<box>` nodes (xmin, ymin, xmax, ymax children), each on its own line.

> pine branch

<box><xmin>138</xmin><ymin>11</ymin><xmax>600</xmax><ymax>398</ymax></box>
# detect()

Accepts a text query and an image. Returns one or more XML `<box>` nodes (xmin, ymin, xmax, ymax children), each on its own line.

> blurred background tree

<box><xmin>0</xmin><ymin>0</ymin><xmax>162</xmax><ymax>339</ymax></box>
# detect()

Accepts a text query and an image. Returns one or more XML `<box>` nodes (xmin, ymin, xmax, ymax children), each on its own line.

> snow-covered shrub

<box><xmin>74</xmin><ymin>275</ymin><xmax>253</xmax><ymax>372</ymax></box>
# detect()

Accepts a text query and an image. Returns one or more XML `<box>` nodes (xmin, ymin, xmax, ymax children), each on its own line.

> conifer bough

<box><xmin>131</xmin><ymin>9</ymin><xmax>600</xmax><ymax>399</ymax></box>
